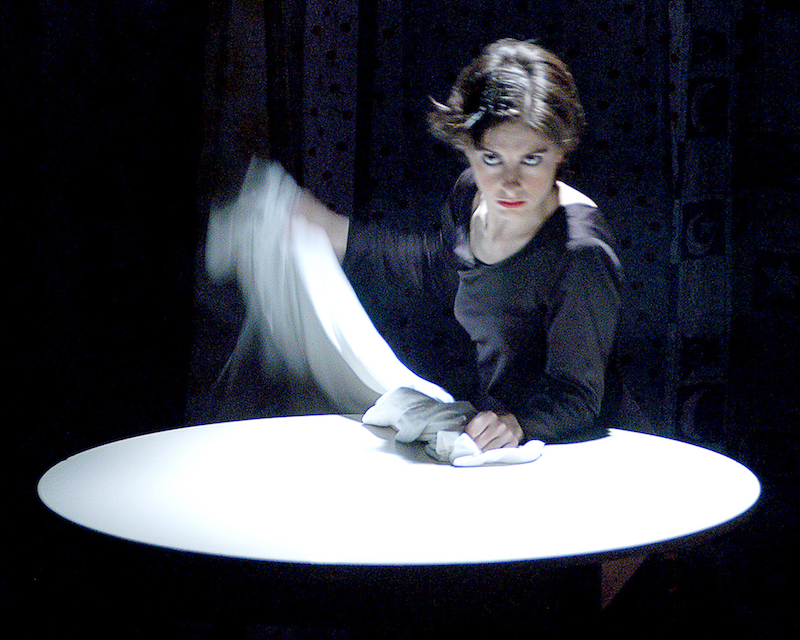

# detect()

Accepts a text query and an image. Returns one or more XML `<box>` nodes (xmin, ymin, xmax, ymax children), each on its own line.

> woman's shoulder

<box><xmin>557</xmin><ymin>189</ymin><xmax>621</xmax><ymax>273</ymax></box>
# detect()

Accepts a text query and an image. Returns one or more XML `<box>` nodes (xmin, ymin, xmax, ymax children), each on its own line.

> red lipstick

<box><xmin>498</xmin><ymin>200</ymin><xmax>525</xmax><ymax>208</ymax></box>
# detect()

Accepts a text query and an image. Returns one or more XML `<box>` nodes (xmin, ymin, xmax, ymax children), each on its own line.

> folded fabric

<box><xmin>206</xmin><ymin>160</ymin><xmax>453</xmax><ymax>414</ymax></box>
<box><xmin>363</xmin><ymin>387</ymin><xmax>544</xmax><ymax>466</ymax></box>
<box><xmin>437</xmin><ymin>431</ymin><xmax>545</xmax><ymax>467</ymax></box>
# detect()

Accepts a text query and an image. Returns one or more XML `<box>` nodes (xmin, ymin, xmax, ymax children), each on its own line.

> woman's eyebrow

<box><xmin>478</xmin><ymin>145</ymin><xmax>551</xmax><ymax>154</ymax></box>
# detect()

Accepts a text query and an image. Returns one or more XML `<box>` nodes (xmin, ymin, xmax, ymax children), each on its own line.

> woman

<box><xmin>297</xmin><ymin>38</ymin><xmax>626</xmax><ymax>449</ymax></box>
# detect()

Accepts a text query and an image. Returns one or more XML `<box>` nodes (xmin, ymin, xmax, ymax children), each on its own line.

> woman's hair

<box><xmin>428</xmin><ymin>39</ymin><xmax>585</xmax><ymax>156</ymax></box>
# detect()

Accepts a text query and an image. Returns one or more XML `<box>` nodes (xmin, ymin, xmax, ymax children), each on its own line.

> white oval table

<box><xmin>38</xmin><ymin>415</ymin><xmax>761</xmax><ymax>566</ymax></box>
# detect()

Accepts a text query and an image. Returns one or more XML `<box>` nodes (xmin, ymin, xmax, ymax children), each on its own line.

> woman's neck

<box><xmin>469</xmin><ymin>186</ymin><xmax>559</xmax><ymax>264</ymax></box>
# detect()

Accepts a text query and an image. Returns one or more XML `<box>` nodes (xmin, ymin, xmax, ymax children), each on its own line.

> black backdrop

<box><xmin>4</xmin><ymin>3</ymin><xmax>208</xmax><ymax>637</ymax></box>
<box><xmin>5</xmin><ymin>1</ymin><xmax>800</xmax><ymax>638</ymax></box>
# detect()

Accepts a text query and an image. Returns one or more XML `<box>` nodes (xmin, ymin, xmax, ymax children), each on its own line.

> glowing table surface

<box><xmin>37</xmin><ymin>415</ymin><xmax>761</xmax><ymax>565</ymax></box>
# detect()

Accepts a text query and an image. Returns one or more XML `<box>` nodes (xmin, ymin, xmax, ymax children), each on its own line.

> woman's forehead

<box><xmin>479</xmin><ymin>120</ymin><xmax>555</xmax><ymax>152</ymax></box>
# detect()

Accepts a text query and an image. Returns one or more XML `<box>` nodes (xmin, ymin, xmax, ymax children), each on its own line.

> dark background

<box><xmin>4</xmin><ymin>1</ymin><xmax>800</xmax><ymax>638</ymax></box>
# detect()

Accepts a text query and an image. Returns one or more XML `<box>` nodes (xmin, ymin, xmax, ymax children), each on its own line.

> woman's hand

<box><xmin>465</xmin><ymin>411</ymin><xmax>523</xmax><ymax>451</ymax></box>
<box><xmin>291</xmin><ymin>190</ymin><xmax>350</xmax><ymax>262</ymax></box>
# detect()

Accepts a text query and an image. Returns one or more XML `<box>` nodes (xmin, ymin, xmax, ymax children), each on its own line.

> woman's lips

<box><xmin>498</xmin><ymin>200</ymin><xmax>526</xmax><ymax>208</ymax></box>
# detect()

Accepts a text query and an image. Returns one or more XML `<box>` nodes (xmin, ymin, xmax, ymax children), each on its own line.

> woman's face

<box><xmin>465</xmin><ymin>120</ymin><xmax>565</xmax><ymax>222</ymax></box>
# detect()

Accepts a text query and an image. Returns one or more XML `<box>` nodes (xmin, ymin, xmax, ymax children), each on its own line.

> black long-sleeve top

<box><xmin>343</xmin><ymin>170</ymin><xmax>624</xmax><ymax>443</ymax></box>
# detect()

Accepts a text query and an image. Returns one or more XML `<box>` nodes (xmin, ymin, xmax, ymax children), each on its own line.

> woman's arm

<box><xmin>519</xmin><ymin>245</ymin><xmax>622</xmax><ymax>442</ymax></box>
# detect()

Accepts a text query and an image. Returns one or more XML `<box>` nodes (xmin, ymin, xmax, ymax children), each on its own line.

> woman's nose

<box><xmin>503</xmin><ymin>164</ymin><xmax>522</xmax><ymax>186</ymax></box>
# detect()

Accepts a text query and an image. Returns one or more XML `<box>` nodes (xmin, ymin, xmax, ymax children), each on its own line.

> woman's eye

<box><xmin>523</xmin><ymin>155</ymin><xmax>543</xmax><ymax>166</ymax></box>
<box><xmin>481</xmin><ymin>153</ymin><xmax>501</xmax><ymax>166</ymax></box>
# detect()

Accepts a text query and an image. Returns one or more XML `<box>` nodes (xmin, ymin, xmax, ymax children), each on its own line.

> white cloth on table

<box><xmin>443</xmin><ymin>432</ymin><xmax>545</xmax><ymax>467</ymax></box>
<box><xmin>363</xmin><ymin>387</ymin><xmax>544</xmax><ymax>466</ymax></box>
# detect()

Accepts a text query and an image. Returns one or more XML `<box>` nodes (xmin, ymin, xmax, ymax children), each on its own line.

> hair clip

<box><xmin>462</xmin><ymin>106</ymin><xmax>486</xmax><ymax>129</ymax></box>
